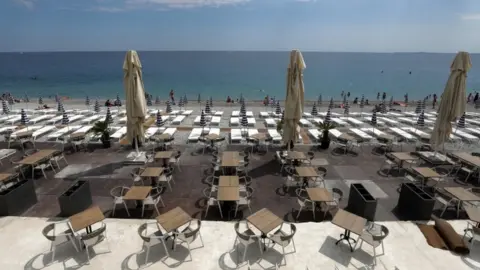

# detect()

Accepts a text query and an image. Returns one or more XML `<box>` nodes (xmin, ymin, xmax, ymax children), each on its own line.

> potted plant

<box><xmin>91</xmin><ymin>120</ymin><xmax>111</xmax><ymax>148</ymax></box>
<box><xmin>276</xmin><ymin>120</ymin><xmax>283</xmax><ymax>133</ymax></box>
<box><xmin>317</xmin><ymin>122</ymin><xmax>335</xmax><ymax>149</ymax></box>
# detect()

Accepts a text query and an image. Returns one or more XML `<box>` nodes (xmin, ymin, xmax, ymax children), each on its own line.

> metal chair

<box><xmin>137</xmin><ymin>222</ymin><xmax>170</xmax><ymax>266</ymax></box>
<box><xmin>169</xmin><ymin>150</ymin><xmax>182</xmax><ymax>172</ymax></box>
<box><xmin>142</xmin><ymin>186</ymin><xmax>165</xmax><ymax>217</ymax></box>
<box><xmin>42</xmin><ymin>221</ymin><xmax>79</xmax><ymax>264</ymax></box>
<box><xmin>295</xmin><ymin>188</ymin><xmax>315</xmax><ymax>220</ymax></box>
<box><xmin>268</xmin><ymin>223</ymin><xmax>297</xmax><ymax>266</ymax></box>
<box><xmin>173</xmin><ymin>219</ymin><xmax>204</xmax><ymax>260</ymax></box>
<box><xmin>130</xmin><ymin>167</ymin><xmax>145</xmax><ymax>186</ymax></box>
<box><xmin>323</xmin><ymin>188</ymin><xmax>343</xmax><ymax>218</ymax></box>
<box><xmin>354</xmin><ymin>224</ymin><xmax>389</xmax><ymax>265</ymax></box>
<box><xmin>203</xmin><ymin>187</ymin><xmax>223</xmax><ymax>218</ymax></box>
<box><xmin>158</xmin><ymin>167</ymin><xmax>174</xmax><ymax>191</ymax></box>
<box><xmin>233</xmin><ymin>221</ymin><xmax>263</xmax><ymax>266</ymax></box>
<box><xmin>110</xmin><ymin>186</ymin><xmax>130</xmax><ymax>217</ymax></box>
<box><xmin>79</xmin><ymin>222</ymin><xmax>110</xmax><ymax>264</ymax></box>
<box><xmin>234</xmin><ymin>186</ymin><xmax>253</xmax><ymax>217</ymax></box>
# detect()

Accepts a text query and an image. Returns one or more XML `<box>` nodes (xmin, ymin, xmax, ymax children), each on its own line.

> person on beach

<box><xmin>474</xmin><ymin>93</ymin><xmax>479</xmax><ymax>104</ymax></box>
<box><xmin>226</xmin><ymin>96</ymin><xmax>232</xmax><ymax>103</ymax></box>
<box><xmin>468</xmin><ymin>93</ymin><xmax>472</xmax><ymax>103</ymax></box>
<box><xmin>341</xmin><ymin>91</ymin><xmax>344</xmax><ymax>97</ymax></box>
<box><xmin>347</xmin><ymin>92</ymin><xmax>350</xmax><ymax>98</ymax></box>
<box><xmin>433</xmin><ymin>94</ymin><xmax>437</xmax><ymax>109</ymax></box>
<box><xmin>353</xmin><ymin>97</ymin><xmax>358</xmax><ymax>104</ymax></box>
<box><xmin>169</xmin><ymin>89</ymin><xmax>175</xmax><ymax>104</ymax></box>
<box><xmin>377</xmin><ymin>93</ymin><xmax>380</xmax><ymax>100</ymax></box>
<box><xmin>382</xmin><ymin>92</ymin><xmax>386</xmax><ymax>100</ymax></box>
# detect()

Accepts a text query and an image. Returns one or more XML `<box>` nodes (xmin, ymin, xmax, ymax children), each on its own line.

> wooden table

<box><xmin>444</xmin><ymin>187</ymin><xmax>480</xmax><ymax>202</ymax></box>
<box><xmin>69</xmin><ymin>132</ymin><xmax>85</xmax><ymax>140</ymax></box>
<box><xmin>0</xmin><ymin>173</ymin><xmax>14</xmax><ymax>183</ymax></box>
<box><xmin>306</xmin><ymin>188</ymin><xmax>333</xmax><ymax>202</ymax></box>
<box><xmin>69</xmin><ymin>206</ymin><xmax>105</xmax><ymax>233</ymax></box>
<box><xmin>465</xmin><ymin>205</ymin><xmax>480</xmax><ymax>224</ymax></box>
<box><xmin>391</xmin><ymin>152</ymin><xmax>417</xmax><ymax>162</ymax></box>
<box><xmin>141</xmin><ymin>167</ymin><xmax>164</xmax><ymax>186</ymax></box>
<box><xmin>15</xmin><ymin>131</ymin><xmax>34</xmax><ymax>139</ymax></box>
<box><xmin>217</xmin><ymin>187</ymin><xmax>239</xmax><ymax>201</ymax></box>
<box><xmin>413</xmin><ymin>167</ymin><xmax>440</xmax><ymax>178</ymax></box>
<box><xmin>15</xmin><ymin>149</ymin><xmax>58</xmax><ymax>180</ymax></box>
<box><xmin>156</xmin><ymin>207</ymin><xmax>192</xmax><ymax>233</ymax></box>
<box><xmin>251</xmin><ymin>133</ymin><xmax>267</xmax><ymax>141</ymax></box>
<box><xmin>123</xmin><ymin>186</ymin><xmax>152</xmax><ymax>200</ymax></box>
<box><xmin>219</xmin><ymin>176</ymin><xmax>239</xmax><ymax>187</ymax></box>
<box><xmin>205</xmin><ymin>134</ymin><xmax>220</xmax><ymax>141</ymax></box>
<box><xmin>295</xmin><ymin>167</ymin><xmax>318</xmax><ymax>177</ymax></box>
<box><xmin>247</xmin><ymin>208</ymin><xmax>283</xmax><ymax>235</ymax></box>
<box><xmin>339</xmin><ymin>134</ymin><xmax>356</xmax><ymax>142</ymax></box>
<box><xmin>155</xmin><ymin>151</ymin><xmax>174</xmax><ymax>166</ymax></box>
<box><xmin>285</xmin><ymin>151</ymin><xmax>306</xmax><ymax>160</ymax></box>
<box><xmin>451</xmin><ymin>152</ymin><xmax>480</xmax><ymax>168</ymax></box>
<box><xmin>221</xmin><ymin>151</ymin><xmax>240</xmax><ymax>167</ymax></box>
<box><xmin>332</xmin><ymin>209</ymin><xmax>367</xmax><ymax>252</ymax></box>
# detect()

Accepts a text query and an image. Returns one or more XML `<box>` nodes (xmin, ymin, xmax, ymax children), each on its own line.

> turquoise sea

<box><xmin>0</xmin><ymin>51</ymin><xmax>478</xmax><ymax>101</ymax></box>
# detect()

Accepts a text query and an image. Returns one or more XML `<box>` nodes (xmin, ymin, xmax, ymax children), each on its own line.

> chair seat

<box><xmin>359</xmin><ymin>232</ymin><xmax>382</xmax><ymax>248</ymax></box>
<box><xmin>177</xmin><ymin>228</ymin><xmax>199</xmax><ymax>243</ymax></box>
<box><xmin>144</xmin><ymin>197</ymin><xmax>155</xmax><ymax>204</ymax></box>
<box><xmin>207</xmin><ymin>198</ymin><xmax>217</xmax><ymax>206</ymax></box>
<box><xmin>270</xmin><ymin>230</ymin><xmax>290</xmax><ymax>247</ymax></box>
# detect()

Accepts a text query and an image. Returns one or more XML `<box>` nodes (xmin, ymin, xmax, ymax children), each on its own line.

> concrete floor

<box><xmin>2</xmin><ymin>216</ymin><xmax>479</xmax><ymax>270</ymax></box>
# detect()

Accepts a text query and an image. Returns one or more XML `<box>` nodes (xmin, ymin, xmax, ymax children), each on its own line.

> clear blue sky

<box><xmin>2</xmin><ymin>0</ymin><xmax>480</xmax><ymax>52</ymax></box>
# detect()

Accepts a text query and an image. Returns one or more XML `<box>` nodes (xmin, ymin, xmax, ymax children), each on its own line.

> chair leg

<box><xmin>154</xmin><ymin>204</ymin><xmax>160</xmax><ymax>216</ymax></box>
<box><xmin>296</xmin><ymin>206</ymin><xmax>303</xmax><ymax>220</ymax></box>
<box><xmin>141</xmin><ymin>203</ymin><xmax>145</xmax><ymax>218</ymax></box>
<box><xmin>50</xmin><ymin>244</ymin><xmax>56</xmax><ymax>264</ymax></box>
<box><xmin>145</xmin><ymin>245</ymin><xmax>150</xmax><ymax>265</ymax></box>
<box><xmin>85</xmin><ymin>245</ymin><xmax>91</xmax><ymax>264</ymax></box>
<box><xmin>205</xmin><ymin>205</ymin><xmax>210</xmax><ymax>218</ymax></box>
<box><xmin>122</xmin><ymin>202</ymin><xmax>130</xmax><ymax>217</ymax></box>
<box><xmin>218</xmin><ymin>202</ymin><xmax>224</xmax><ymax>219</ymax></box>
<box><xmin>112</xmin><ymin>203</ymin><xmax>117</xmax><ymax>217</ymax></box>
<box><xmin>159</xmin><ymin>196</ymin><xmax>165</xmax><ymax>207</ymax></box>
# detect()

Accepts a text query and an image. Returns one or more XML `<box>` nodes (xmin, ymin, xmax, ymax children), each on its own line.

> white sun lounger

<box><xmin>72</xmin><ymin>125</ymin><xmax>93</xmax><ymax>134</ymax></box>
<box><xmin>260</xmin><ymin>112</ymin><xmax>270</xmax><ymax>118</ymax></box>
<box><xmin>232</xmin><ymin>111</ymin><xmax>240</xmax><ymax>117</ymax></box>
<box><xmin>308</xmin><ymin>129</ymin><xmax>321</xmax><ymax>141</ymax></box>
<box><xmin>47</xmin><ymin>125</ymin><xmax>82</xmax><ymax>140</ymax></box>
<box><xmin>331</xmin><ymin>118</ymin><xmax>348</xmax><ymax>126</ymax></box>
<box><xmin>424</xmin><ymin>113</ymin><xmax>435</xmax><ymax>118</ymax></box>
<box><xmin>265</xmin><ymin>118</ymin><xmax>276</xmax><ymax>127</ymax></box>
<box><xmin>389</xmin><ymin>127</ymin><xmax>416</xmax><ymax>141</ymax></box>
<box><xmin>0</xmin><ymin>115</ymin><xmax>18</xmax><ymax>123</ymax></box>
<box><xmin>350</xmin><ymin>128</ymin><xmax>373</xmax><ymax>140</ymax></box>
<box><xmin>34</xmin><ymin>109</ymin><xmax>57</xmax><ymax>115</ymax></box>
<box><xmin>360</xmin><ymin>127</ymin><xmax>386</xmax><ymax>137</ymax></box>
<box><xmin>311</xmin><ymin>118</ymin><xmax>323</xmax><ymax>125</ymax></box>
<box><xmin>193</xmin><ymin>116</ymin><xmax>202</xmax><ymax>125</ymax></box>
<box><xmin>303</xmin><ymin>112</ymin><xmax>312</xmax><ymax>118</ymax></box>
<box><xmin>144</xmin><ymin>127</ymin><xmax>159</xmax><ymax>139</ymax></box>
<box><xmin>214</xmin><ymin>111</ymin><xmax>223</xmax><ymax>116</ymax></box>
<box><xmin>329</xmin><ymin>129</ymin><xmax>342</xmax><ymax>139</ymax></box>
<box><xmin>343</xmin><ymin>117</ymin><xmax>363</xmax><ymax>126</ymax></box>
<box><xmin>68</xmin><ymin>115</ymin><xmax>84</xmax><ymax>123</ymax></box>
<box><xmin>163</xmin><ymin>128</ymin><xmax>177</xmax><ymax>137</ymax></box>
<box><xmin>229</xmin><ymin>129</ymin><xmax>242</xmax><ymax>143</ymax></box>
<box><xmin>188</xmin><ymin>128</ymin><xmax>204</xmax><ymax>142</ymax></box>
<box><xmin>11</xmin><ymin>125</ymin><xmax>43</xmax><ymax>138</ymax></box>
<box><xmin>0</xmin><ymin>126</ymin><xmax>17</xmax><ymax>134</ymax></box>
<box><xmin>28</xmin><ymin>114</ymin><xmax>54</xmax><ymax>124</ymax></box>
<box><xmin>386</xmin><ymin>112</ymin><xmax>403</xmax><ymax>117</ymax></box>
<box><xmin>319</xmin><ymin>112</ymin><xmax>341</xmax><ymax>117</ymax></box>
<box><xmin>209</xmin><ymin>128</ymin><xmax>220</xmax><ymax>136</ymax></box>
<box><xmin>247</xmin><ymin>118</ymin><xmax>256</xmax><ymax>126</ymax></box>
<box><xmin>466</xmin><ymin>128</ymin><xmax>480</xmax><ymax>136</ymax></box>
<box><xmin>209</xmin><ymin>116</ymin><xmax>220</xmax><ymax>126</ymax></box>
<box><xmin>452</xmin><ymin>129</ymin><xmax>478</xmax><ymax>141</ymax></box>
<box><xmin>299</xmin><ymin>119</ymin><xmax>312</xmax><ymax>127</ymax></box>
<box><xmin>402</xmin><ymin>127</ymin><xmax>431</xmax><ymax>139</ymax></box>
<box><xmin>427</xmin><ymin>127</ymin><xmax>460</xmax><ymax>141</ymax></box>
<box><xmin>81</xmin><ymin>115</ymin><xmax>103</xmax><ymax>124</ymax></box>
<box><xmin>5</xmin><ymin>116</ymin><xmax>22</xmax><ymax>125</ymax></box>
<box><xmin>248</xmin><ymin>129</ymin><xmax>258</xmax><ymax>137</ymax></box>
<box><xmin>182</xmin><ymin>110</ymin><xmax>193</xmax><ymax>116</ymax></box>
<box><xmin>74</xmin><ymin>109</ymin><xmax>93</xmax><ymax>115</ymax></box>
<box><xmin>32</xmin><ymin>126</ymin><xmax>56</xmax><ymax>140</ymax></box>
<box><xmin>46</xmin><ymin>115</ymin><xmax>71</xmax><ymax>125</ymax></box>
<box><xmin>362</xmin><ymin>117</ymin><xmax>385</xmax><ymax>126</ymax></box>
<box><xmin>378</xmin><ymin>117</ymin><xmax>399</xmax><ymax>126</ymax></box>
<box><xmin>398</xmin><ymin>117</ymin><xmax>417</xmax><ymax>125</ymax></box>
<box><xmin>171</xmin><ymin>115</ymin><xmax>186</xmax><ymax>125</ymax></box>
<box><xmin>403</xmin><ymin>112</ymin><xmax>418</xmax><ymax>117</ymax></box>
<box><xmin>11</xmin><ymin>109</ymin><xmax>33</xmax><ymax>114</ymax></box>
<box><xmin>267</xmin><ymin>129</ymin><xmax>282</xmax><ymax>143</ymax></box>
<box><xmin>117</xmin><ymin>117</ymin><xmax>127</xmax><ymax>124</ymax></box>
<box><xmin>230</xmin><ymin>118</ymin><xmax>240</xmax><ymax>126</ymax></box>
<box><xmin>466</xmin><ymin>119</ymin><xmax>480</xmax><ymax>126</ymax></box>
<box><xmin>111</xmin><ymin>127</ymin><xmax>127</xmax><ymax>140</ymax></box>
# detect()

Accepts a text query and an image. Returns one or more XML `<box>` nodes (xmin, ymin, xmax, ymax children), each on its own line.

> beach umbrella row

<box><xmin>417</xmin><ymin>111</ymin><xmax>425</xmax><ymax>127</ymax></box>
<box><xmin>328</xmin><ymin>98</ymin><xmax>334</xmax><ymax>110</ymax></box>
<box><xmin>415</xmin><ymin>100</ymin><xmax>422</xmax><ymax>114</ymax></box>
<box><xmin>115</xmin><ymin>94</ymin><xmax>122</xmax><ymax>106</ymax></box>
<box><xmin>94</xmin><ymin>100</ymin><xmax>100</xmax><ymax>113</ymax></box>
<box><xmin>38</xmin><ymin>97</ymin><xmax>43</xmax><ymax>105</ymax></box>
<box><xmin>204</xmin><ymin>100</ymin><xmax>211</xmax><ymax>114</ymax></box>
<box><xmin>105</xmin><ymin>108</ymin><xmax>113</xmax><ymax>124</ymax></box>
<box><xmin>344</xmin><ymin>101</ymin><xmax>350</xmax><ymax>116</ymax></box>
<box><xmin>371</xmin><ymin>111</ymin><xmax>377</xmax><ymax>126</ymax></box>
<box><xmin>199</xmin><ymin>110</ymin><xmax>206</xmax><ymax>128</ymax></box>
<box><xmin>178</xmin><ymin>96</ymin><xmax>184</xmax><ymax>109</ymax></box>
<box><xmin>166</xmin><ymin>100</ymin><xmax>172</xmax><ymax>114</ymax></box>
<box><xmin>311</xmin><ymin>102</ymin><xmax>318</xmax><ymax>116</ymax></box>
<box><xmin>240</xmin><ymin>101</ymin><xmax>246</xmax><ymax>117</ymax></box>
<box><xmin>324</xmin><ymin>108</ymin><xmax>332</xmax><ymax>125</ymax></box>
<box><xmin>275</xmin><ymin>101</ymin><xmax>281</xmax><ymax>115</ymax></box>
<box><xmin>156</xmin><ymin>110</ymin><xmax>164</xmax><ymax>127</ymax></box>
<box><xmin>359</xmin><ymin>95</ymin><xmax>365</xmax><ymax>109</ymax></box>
<box><xmin>62</xmin><ymin>110</ymin><xmax>69</xmax><ymax>126</ymax></box>
<box><xmin>317</xmin><ymin>94</ymin><xmax>322</xmax><ymax>105</ymax></box>
<box><xmin>2</xmin><ymin>100</ymin><xmax>9</xmax><ymax>115</ymax></box>
<box><xmin>381</xmin><ymin>101</ymin><xmax>387</xmax><ymax>114</ymax></box>
<box><xmin>457</xmin><ymin>113</ymin><xmax>466</xmax><ymax>129</ymax></box>
<box><xmin>57</xmin><ymin>102</ymin><xmax>64</xmax><ymax>113</ymax></box>
<box><xmin>85</xmin><ymin>96</ymin><xmax>90</xmax><ymax>106</ymax></box>
<box><xmin>241</xmin><ymin>113</ymin><xmax>249</xmax><ymax>128</ymax></box>
<box><xmin>20</xmin><ymin>109</ymin><xmax>29</xmax><ymax>125</ymax></box>
<box><xmin>155</xmin><ymin>96</ymin><xmax>161</xmax><ymax>105</ymax></box>
<box><xmin>146</xmin><ymin>95</ymin><xmax>153</xmax><ymax>106</ymax></box>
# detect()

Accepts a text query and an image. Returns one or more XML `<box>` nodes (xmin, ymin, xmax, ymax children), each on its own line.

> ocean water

<box><xmin>0</xmin><ymin>51</ymin><xmax>478</xmax><ymax>101</ymax></box>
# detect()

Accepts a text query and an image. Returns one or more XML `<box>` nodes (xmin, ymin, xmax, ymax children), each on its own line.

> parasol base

<box><xmin>124</xmin><ymin>151</ymin><xmax>147</xmax><ymax>165</ymax></box>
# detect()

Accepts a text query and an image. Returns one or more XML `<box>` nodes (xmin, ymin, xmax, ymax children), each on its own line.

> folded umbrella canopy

<box><xmin>123</xmin><ymin>50</ymin><xmax>148</xmax><ymax>152</ymax></box>
<box><xmin>430</xmin><ymin>51</ymin><xmax>471</xmax><ymax>149</ymax></box>
<box><xmin>283</xmin><ymin>50</ymin><xmax>306</xmax><ymax>149</ymax></box>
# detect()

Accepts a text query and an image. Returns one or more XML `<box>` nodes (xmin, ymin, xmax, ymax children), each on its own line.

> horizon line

<box><xmin>0</xmin><ymin>50</ymin><xmax>475</xmax><ymax>54</ymax></box>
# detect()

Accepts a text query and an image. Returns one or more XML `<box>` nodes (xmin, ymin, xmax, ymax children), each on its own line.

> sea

<box><xmin>0</xmin><ymin>51</ymin><xmax>478</xmax><ymax>101</ymax></box>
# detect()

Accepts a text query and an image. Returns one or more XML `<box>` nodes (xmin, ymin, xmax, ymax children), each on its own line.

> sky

<box><xmin>1</xmin><ymin>0</ymin><xmax>480</xmax><ymax>52</ymax></box>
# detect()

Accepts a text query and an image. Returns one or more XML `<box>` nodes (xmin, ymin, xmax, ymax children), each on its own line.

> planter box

<box><xmin>58</xmin><ymin>180</ymin><xmax>92</xmax><ymax>216</ymax></box>
<box><xmin>0</xmin><ymin>179</ymin><xmax>37</xmax><ymax>216</ymax></box>
<box><xmin>347</xmin><ymin>183</ymin><xmax>378</xmax><ymax>221</ymax></box>
<box><xmin>396</xmin><ymin>183</ymin><xmax>435</xmax><ymax>220</ymax></box>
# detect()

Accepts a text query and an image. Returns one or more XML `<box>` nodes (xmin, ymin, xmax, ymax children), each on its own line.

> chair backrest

<box><xmin>332</xmin><ymin>188</ymin><xmax>343</xmax><ymax>202</ymax></box>
<box><xmin>131</xmin><ymin>167</ymin><xmax>143</xmax><ymax>177</ymax></box>
<box><xmin>137</xmin><ymin>223</ymin><xmax>151</xmax><ymax>243</ymax></box>
<box><xmin>234</xmin><ymin>221</ymin><xmax>252</xmax><ymax>242</ymax></box>
<box><xmin>242</xmin><ymin>186</ymin><xmax>254</xmax><ymax>199</ymax></box>
<box><xmin>10</xmin><ymin>155</ymin><xmax>23</xmax><ymax>164</ymax></box>
<box><xmin>182</xmin><ymin>219</ymin><xmax>201</xmax><ymax>239</ymax></box>
<box><xmin>295</xmin><ymin>188</ymin><xmax>308</xmax><ymax>202</ymax></box>
<box><xmin>42</xmin><ymin>223</ymin><xmax>56</xmax><ymax>241</ymax></box>
<box><xmin>110</xmin><ymin>186</ymin><xmax>129</xmax><ymax>198</ymax></box>
<box><xmin>24</xmin><ymin>149</ymin><xmax>39</xmax><ymax>156</ymax></box>
<box><xmin>279</xmin><ymin>224</ymin><xmax>296</xmax><ymax>242</ymax></box>
<box><xmin>372</xmin><ymin>225</ymin><xmax>389</xmax><ymax>242</ymax></box>
<box><xmin>307</xmin><ymin>151</ymin><xmax>315</xmax><ymax>160</ymax></box>
<box><xmin>151</xmin><ymin>186</ymin><xmax>164</xmax><ymax>201</ymax></box>
<box><xmin>175</xmin><ymin>151</ymin><xmax>181</xmax><ymax>158</ymax></box>
<box><xmin>81</xmin><ymin>223</ymin><xmax>106</xmax><ymax>241</ymax></box>
<box><xmin>203</xmin><ymin>187</ymin><xmax>215</xmax><ymax>198</ymax></box>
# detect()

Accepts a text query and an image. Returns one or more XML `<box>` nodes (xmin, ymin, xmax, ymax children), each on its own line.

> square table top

<box><xmin>219</xmin><ymin>176</ymin><xmax>239</xmax><ymax>187</ymax></box>
<box><xmin>295</xmin><ymin>167</ymin><xmax>318</xmax><ymax>177</ymax></box>
<box><xmin>16</xmin><ymin>149</ymin><xmax>57</xmax><ymax>165</ymax></box>
<box><xmin>205</xmin><ymin>134</ymin><xmax>220</xmax><ymax>140</ymax></box>
<box><xmin>378</xmin><ymin>133</ymin><xmax>395</xmax><ymax>142</ymax></box>
<box><xmin>141</xmin><ymin>167</ymin><xmax>164</xmax><ymax>177</ymax></box>
<box><xmin>0</xmin><ymin>173</ymin><xmax>14</xmax><ymax>183</ymax></box>
<box><xmin>123</xmin><ymin>186</ymin><xmax>152</xmax><ymax>200</ymax></box>
<box><xmin>221</xmin><ymin>151</ymin><xmax>240</xmax><ymax>167</ymax></box>
<box><xmin>69</xmin><ymin>206</ymin><xmax>105</xmax><ymax>232</ymax></box>
<box><xmin>251</xmin><ymin>133</ymin><xmax>267</xmax><ymax>141</ymax></box>
<box><xmin>444</xmin><ymin>187</ymin><xmax>480</xmax><ymax>202</ymax></box>
<box><xmin>306</xmin><ymin>188</ymin><xmax>334</xmax><ymax>202</ymax></box>
<box><xmin>155</xmin><ymin>134</ymin><xmax>171</xmax><ymax>141</ymax></box>
<box><xmin>339</xmin><ymin>134</ymin><xmax>356</xmax><ymax>142</ymax></box>
<box><xmin>332</xmin><ymin>209</ymin><xmax>367</xmax><ymax>236</ymax></box>
<box><xmin>247</xmin><ymin>208</ymin><xmax>283</xmax><ymax>235</ymax></box>
<box><xmin>451</xmin><ymin>152</ymin><xmax>480</xmax><ymax>167</ymax></box>
<box><xmin>217</xmin><ymin>186</ymin><xmax>240</xmax><ymax>201</ymax></box>
<box><xmin>155</xmin><ymin>151</ymin><xmax>174</xmax><ymax>160</ymax></box>
<box><xmin>391</xmin><ymin>152</ymin><xmax>417</xmax><ymax>161</ymax></box>
<box><xmin>69</xmin><ymin>132</ymin><xmax>86</xmax><ymax>140</ymax></box>
<box><xmin>465</xmin><ymin>205</ymin><xmax>480</xmax><ymax>224</ymax></box>
<box><xmin>156</xmin><ymin>207</ymin><xmax>192</xmax><ymax>233</ymax></box>
<box><xmin>413</xmin><ymin>167</ymin><xmax>440</xmax><ymax>178</ymax></box>
<box><xmin>286</xmin><ymin>151</ymin><xmax>306</xmax><ymax>160</ymax></box>
<box><xmin>15</xmin><ymin>131</ymin><xmax>34</xmax><ymax>139</ymax></box>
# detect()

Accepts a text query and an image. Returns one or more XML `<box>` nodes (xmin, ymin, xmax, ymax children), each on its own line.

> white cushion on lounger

<box><xmin>188</xmin><ymin>128</ymin><xmax>203</xmax><ymax>142</ymax></box>
<box><xmin>182</xmin><ymin>110</ymin><xmax>193</xmax><ymax>116</ymax></box>
<box><xmin>260</xmin><ymin>112</ymin><xmax>269</xmax><ymax>118</ymax></box>
<box><xmin>299</xmin><ymin>119</ymin><xmax>312</xmax><ymax>127</ymax></box>
<box><xmin>32</xmin><ymin>126</ymin><xmax>56</xmax><ymax>139</ymax></box>
<box><xmin>47</xmin><ymin>125</ymin><xmax>82</xmax><ymax>140</ymax></box>
<box><xmin>214</xmin><ymin>111</ymin><xmax>223</xmax><ymax>116</ymax></box>
<box><xmin>247</xmin><ymin>118</ymin><xmax>256</xmax><ymax>126</ymax></box>
<box><xmin>268</xmin><ymin>129</ymin><xmax>282</xmax><ymax>142</ymax></box>
<box><xmin>68</xmin><ymin>115</ymin><xmax>84</xmax><ymax>123</ymax></box>
<box><xmin>111</xmin><ymin>127</ymin><xmax>127</xmax><ymax>140</ymax></box>
<box><xmin>209</xmin><ymin>128</ymin><xmax>220</xmax><ymax>136</ymax></box>
<box><xmin>5</xmin><ymin>116</ymin><xmax>21</xmax><ymax>125</ymax></box>
<box><xmin>308</xmin><ymin>129</ymin><xmax>321</xmax><ymax>141</ymax></box>
<box><xmin>350</xmin><ymin>128</ymin><xmax>373</xmax><ymax>140</ymax></box>
<box><xmin>211</xmin><ymin>116</ymin><xmax>221</xmax><ymax>125</ymax></box>
<box><xmin>230</xmin><ymin>118</ymin><xmax>239</xmax><ymax>126</ymax></box>
<box><xmin>303</xmin><ymin>112</ymin><xmax>312</xmax><ymax>118</ymax></box>
<box><xmin>163</xmin><ymin>128</ymin><xmax>177</xmax><ymax>136</ymax></box>
<box><xmin>172</xmin><ymin>115</ymin><xmax>186</xmax><ymax>124</ymax></box>
<box><xmin>144</xmin><ymin>127</ymin><xmax>159</xmax><ymax>139</ymax></box>
<box><xmin>29</xmin><ymin>114</ymin><xmax>54</xmax><ymax>124</ymax></box>
<box><xmin>81</xmin><ymin>115</ymin><xmax>103</xmax><ymax>124</ymax></box>
<box><xmin>246</xmin><ymin>111</ymin><xmax>254</xmax><ymax>117</ymax></box>
<box><xmin>248</xmin><ymin>129</ymin><xmax>258</xmax><ymax>137</ymax></box>
<box><xmin>230</xmin><ymin>129</ymin><xmax>243</xmax><ymax>142</ymax></box>
<box><xmin>265</xmin><ymin>118</ymin><xmax>276</xmax><ymax>127</ymax></box>
<box><xmin>232</xmin><ymin>111</ymin><xmax>240</xmax><ymax>117</ymax></box>
<box><xmin>72</xmin><ymin>125</ymin><xmax>93</xmax><ymax>134</ymax></box>
<box><xmin>329</xmin><ymin>129</ymin><xmax>342</xmax><ymax>139</ymax></box>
